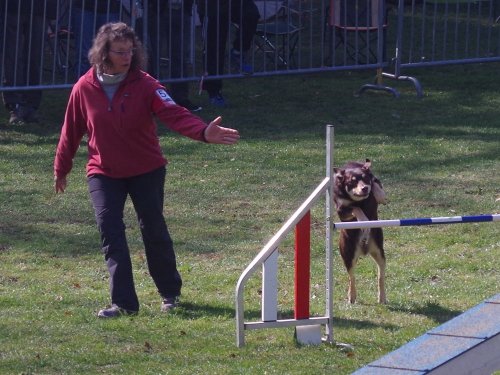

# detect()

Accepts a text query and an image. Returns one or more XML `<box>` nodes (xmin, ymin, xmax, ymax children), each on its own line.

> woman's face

<box><xmin>106</xmin><ymin>39</ymin><xmax>134</xmax><ymax>74</ymax></box>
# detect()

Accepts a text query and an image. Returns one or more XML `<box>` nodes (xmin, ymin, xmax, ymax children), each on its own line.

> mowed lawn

<box><xmin>0</xmin><ymin>65</ymin><xmax>499</xmax><ymax>374</ymax></box>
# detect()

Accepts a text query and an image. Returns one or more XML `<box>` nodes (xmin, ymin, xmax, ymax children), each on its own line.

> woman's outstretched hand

<box><xmin>204</xmin><ymin>116</ymin><xmax>240</xmax><ymax>145</ymax></box>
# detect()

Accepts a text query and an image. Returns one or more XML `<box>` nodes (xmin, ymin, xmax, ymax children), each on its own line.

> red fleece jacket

<box><xmin>54</xmin><ymin>68</ymin><xmax>208</xmax><ymax>179</ymax></box>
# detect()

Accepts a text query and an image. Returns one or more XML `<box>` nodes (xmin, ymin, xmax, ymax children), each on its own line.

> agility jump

<box><xmin>235</xmin><ymin>125</ymin><xmax>499</xmax><ymax>347</ymax></box>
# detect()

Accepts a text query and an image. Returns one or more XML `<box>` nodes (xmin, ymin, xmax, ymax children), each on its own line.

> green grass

<box><xmin>0</xmin><ymin>65</ymin><xmax>499</xmax><ymax>374</ymax></box>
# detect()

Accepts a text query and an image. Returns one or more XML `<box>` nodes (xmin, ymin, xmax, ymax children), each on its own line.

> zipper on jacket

<box><xmin>121</xmin><ymin>93</ymin><xmax>130</xmax><ymax>113</ymax></box>
<box><xmin>107</xmin><ymin>92</ymin><xmax>113</xmax><ymax>112</ymax></box>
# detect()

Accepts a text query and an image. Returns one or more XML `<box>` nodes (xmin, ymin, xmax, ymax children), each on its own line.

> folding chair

<box><xmin>253</xmin><ymin>1</ymin><xmax>303</xmax><ymax>69</ymax></box>
<box><xmin>327</xmin><ymin>0</ymin><xmax>387</xmax><ymax>65</ymax></box>
<box><xmin>46</xmin><ymin>20</ymin><xmax>75</xmax><ymax>74</ymax></box>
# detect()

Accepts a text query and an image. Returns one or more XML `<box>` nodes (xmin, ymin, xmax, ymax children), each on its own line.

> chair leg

<box><xmin>335</xmin><ymin>28</ymin><xmax>381</xmax><ymax>65</ymax></box>
<box><xmin>254</xmin><ymin>32</ymin><xmax>290</xmax><ymax>68</ymax></box>
<box><xmin>254</xmin><ymin>33</ymin><xmax>285</xmax><ymax>67</ymax></box>
<box><xmin>284</xmin><ymin>32</ymin><xmax>300</xmax><ymax>68</ymax></box>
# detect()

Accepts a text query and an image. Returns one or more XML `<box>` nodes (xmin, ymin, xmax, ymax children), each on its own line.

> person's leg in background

<box><xmin>230</xmin><ymin>0</ymin><xmax>260</xmax><ymax>74</ymax></box>
<box><xmin>141</xmin><ymin>0</ymin><xmax>167</xmax><ymax>79</ymax></box>
<box><xmin>72</xmin><ymin>8</ymin><xmax>120</xmax><ymax>77</ymax></box>
<box><xmin>2</xmin><ymin>12</ymin><xmax>43</xmax><ymax>124</ymax></box>
<box><xmin>198</xmin><ymin>0</ymin><xmax>229</xmax><ymax>107</ymax></box>
<box><xmin>72</xmin><ymin>7</ymin><xmax>94</xmax><ymax>76</ymax></box>
<box><xmin>2</xmin><ymin>10</ymin><xmax>23</xmax><ymax>123</ymax></box>
<box><xmin>22</xmin><ymin>11</ymin><xmax>44</xmax><ymax>122</ymax></box>
<box><xmin>168</xmin><ymin>0</ymin><xmax>201</xmax><ymax>112</ymax></box>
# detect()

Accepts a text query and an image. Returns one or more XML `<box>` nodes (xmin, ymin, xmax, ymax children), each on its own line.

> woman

<box><xmin>54</xmin><ymin>22</ymin><xmax>239</xmax><ymax>318</ymax></box>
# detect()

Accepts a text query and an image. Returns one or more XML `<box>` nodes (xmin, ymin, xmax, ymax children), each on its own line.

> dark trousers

<box><xmin>137</xmin><ymin>2</ymin><xmax>193</xmax><ymax>103</ymax></box>
<box><xmin>2</xmin><ymin>11</ymin><xmax>44</xmax><ymax>111</ymax></box>
<box><xmin>88</xmin><ymin>167</ymin><xmax>182</xmax><ymax>312</ymax></box>
<box><xmin>198</xmin><ymin>0</ymin><xmax>260</xmax><ymax>96</ymax></box>
<box><xmin>72</xmin><ymin>8</ymin><xmax>120</xmax><ymax>76</ymax></box>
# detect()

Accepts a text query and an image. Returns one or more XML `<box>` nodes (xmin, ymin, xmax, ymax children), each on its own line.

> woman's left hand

<box><xmin>204</xmin><ymin>116</ymin><xmax>240</xmax><ymax>145</ymax></box>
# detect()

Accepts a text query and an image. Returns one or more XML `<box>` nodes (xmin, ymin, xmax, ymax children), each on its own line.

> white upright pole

<box><xmin>324</xmin><ymin>125</ymin><xmax>334</xmax><ymax>344</ymax></box>
<box><xmin>262</xmin><ymin>249</ymin><xmax>279</xmax><ymax>322</ymax></box>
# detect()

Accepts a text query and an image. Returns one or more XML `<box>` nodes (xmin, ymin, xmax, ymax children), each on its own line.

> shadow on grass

<box><xmin>219</xmin><ymin>307</ymin><xmax>399</xmax><ymax>330</ymax></box>
<box><xmin>388</xmin><ymin>300</ymin><xmax>462</xmax><ymax>324</ymax></box>
<box><xmin>0</xmin><ymin>119</ymin><xmax>64</xmax><ymax>144</ymax></box>
<box><xmin>175</xmin><ymin>302</ymin><xmax>235</xmax><ymax>320</ymax></box>
<box><xmin>333</xmin><ymin>316</ymin><xmax>398</xmax><ymax>330</ymax></box>
<box><xmin>219</xmin><ymin>300</ymin><xmax>467</xmax><ymax>333</ymax></box>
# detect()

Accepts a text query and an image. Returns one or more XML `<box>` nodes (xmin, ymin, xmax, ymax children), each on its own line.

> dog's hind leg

<box><xmin>370</xmin><ymin>249</ymin><xmax>386</xmax><ymax>304</ymax></box>
<box><xmin>377</xmin><ymin>260</ymin><xmax>386</xmax><ymax>304</ymax></box>
<box><xmin>340</xmin><ymin>230</ymin><xmax>361</xmax><ymax>304</ymax></box>
<box><xmin>348</xmin><ymin>247</ymin><xmax>363</xmax><ymax>304</ymax></box>
<box><xmin>347</xmin><ymin>268</ymin><xmax>357</xmax><ymax>304</ymax></box>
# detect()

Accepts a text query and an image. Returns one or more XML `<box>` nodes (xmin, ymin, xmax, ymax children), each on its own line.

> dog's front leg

<box><xmin>372</xmin><ymin>178</ymin><xmax>387</xmax><ymax>204</ymax></box>
<box><xmin>352</xmin><ymin>207</ymin><xmax>370</xmax><ymax>244</ymax></box>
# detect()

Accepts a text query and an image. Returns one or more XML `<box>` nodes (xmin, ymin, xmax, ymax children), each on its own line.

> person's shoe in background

<box><xmin>18</xmin><ymin>106</ymin><xmax>40</xmax><ymax>123</ymax></box>
<box><xmin>230</xmin><ymin>48</ymin><xmax>253</xmax><ymax>75</ymax></box>
<box><xmin>176</xmin><ymin>98</ymin><xmax>202</xmax><ymax>113</ymax></box>
<box><xmin>208</xmin><ymin>92</ymin><xmax>227</xmax><ymax>108</ymax></box>
<box><xmin>8</xmin><ymin>109</ymin><xmax>23</xmax><ymax>125</ymax></box>
<box><xmin>9</xmin><ymin>105</ymin><xmax>40</xmax><ymax>124</ymax></box>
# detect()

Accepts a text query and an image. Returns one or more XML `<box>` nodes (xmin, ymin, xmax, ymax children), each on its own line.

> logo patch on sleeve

<box><xmin>156</xmin><ymin>89</ymin><xmax>174</xmax><ymax>103</ymax></box>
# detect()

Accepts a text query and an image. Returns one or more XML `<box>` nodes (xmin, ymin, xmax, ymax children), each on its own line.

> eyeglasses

<box><xmin>109</xmin><ymin>49</ymin><xmax>135</xmax><ymax>57</ymax></box>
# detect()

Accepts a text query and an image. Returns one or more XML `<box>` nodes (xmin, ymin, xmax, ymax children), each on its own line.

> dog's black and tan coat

<box><xmin>333</xmin><ymin>159</ymin><xmax>387</xmax><ymax>304</ymax></box>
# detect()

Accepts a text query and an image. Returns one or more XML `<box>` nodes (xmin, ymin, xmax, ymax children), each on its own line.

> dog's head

<box><xmin>334</xmin><ymin>159</ymin><xmax>374</xmax><ymax>202</ymax></box>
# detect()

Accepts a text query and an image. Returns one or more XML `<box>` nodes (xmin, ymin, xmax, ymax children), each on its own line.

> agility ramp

<box><xmin>353</xmin><ymin>293</ymin><xmax>500</xmax><ymax>375</ymax></box>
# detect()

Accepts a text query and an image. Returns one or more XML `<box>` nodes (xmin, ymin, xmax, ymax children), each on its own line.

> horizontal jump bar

<box><xmin>333</xmin><ymin>214</ymin><xmax>500</xmax><ymax>230</ymax></box>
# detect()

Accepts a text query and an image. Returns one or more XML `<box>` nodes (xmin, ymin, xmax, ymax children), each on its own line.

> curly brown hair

<box><xmin>88</xmin><ymin>22</ymin><xmax>147</xmax><ymax>73</ymax></box>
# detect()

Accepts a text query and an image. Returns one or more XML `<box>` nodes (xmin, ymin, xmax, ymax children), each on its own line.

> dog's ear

<box><xmin>362</xmin><ymin>159</ymin><xmax>372</xmax><ymax>171</ymax></box>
